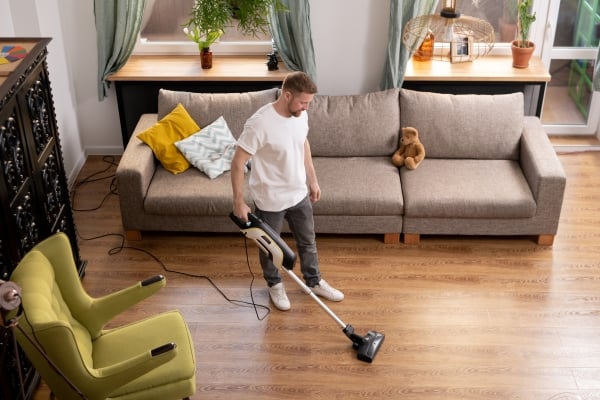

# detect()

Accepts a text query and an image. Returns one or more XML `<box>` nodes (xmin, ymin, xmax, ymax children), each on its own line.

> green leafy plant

<box><xmin>183</xmin><ymin>0</ymin><xmax>286</xmax><ymax>51</ymax></box>
<box><xmin>516</xmin><ymin>0</ymin><xmax>536</xmax><ymax>48</ymax></box>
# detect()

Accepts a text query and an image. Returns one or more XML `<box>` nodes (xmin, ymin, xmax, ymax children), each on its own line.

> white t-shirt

<box><xmin>237</xmin><ymin>103</ymin><xmax>308</xmax><ymax>212</ymax></box>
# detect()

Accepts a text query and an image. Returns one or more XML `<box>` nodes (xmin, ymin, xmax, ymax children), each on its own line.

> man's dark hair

<box><xmin>282</xmin><ymin>71</ymin><xmax>317</xmax><ymax>95</ymax></box>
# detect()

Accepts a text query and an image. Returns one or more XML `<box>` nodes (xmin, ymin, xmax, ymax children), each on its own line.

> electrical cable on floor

<box><xmin>70</xmin><ymin>157</ymin><xmax>271</xmax><ymax>321</ymax></box>
<box><xmin>71</xmin><ymin>156</ymin><xmax>119</xmax><ymax>212</ymax></box>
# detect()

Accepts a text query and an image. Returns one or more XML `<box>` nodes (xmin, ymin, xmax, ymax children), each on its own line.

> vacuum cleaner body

<box><xmin>230</xmin><ymin>212</ymin><xmax>385</xmax><ymax>363</ymax></box>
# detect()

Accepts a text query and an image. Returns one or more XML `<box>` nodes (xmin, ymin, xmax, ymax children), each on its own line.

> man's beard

<box><xmin>289</xmin><ymin>107</ymin><xmax>302</xmax><ymax>117</ymax></box>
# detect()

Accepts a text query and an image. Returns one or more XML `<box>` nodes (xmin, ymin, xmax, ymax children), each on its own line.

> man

<box><xmin>231</xmin><ymin>71</ymin><xmax>344</xmax><ymax>311</ymax></box>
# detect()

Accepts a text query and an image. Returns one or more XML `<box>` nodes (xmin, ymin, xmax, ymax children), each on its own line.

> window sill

<box><xmin>404</xmin><ymin>55</ymin><xmax>550</xmax><ymax>83</ymax></box>
<box><xmin>108</xmin><ymin>54</ymin><xmax>290</xmax><ymax>82</ymax></box>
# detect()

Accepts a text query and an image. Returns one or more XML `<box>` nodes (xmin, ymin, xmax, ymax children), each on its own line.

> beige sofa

<box><xmin>116</xmin><ymin>87</ymin><xmax>566</xmax><ymax>245</ymax></box>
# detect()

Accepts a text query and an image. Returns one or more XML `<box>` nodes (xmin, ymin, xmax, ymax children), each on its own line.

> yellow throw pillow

<box><xmin>137</xmin><ymin>103</ymin><xmax>200</xmax><ymax>174</ymax></box>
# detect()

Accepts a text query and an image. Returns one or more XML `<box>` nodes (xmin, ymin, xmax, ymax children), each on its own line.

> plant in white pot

<box><xmin>183</xmin><ymin>0</ymin><xmax>286</xmax><ymax>69</ymax></box>
<box><xmin>511</xmin><ymin>0</ymin><xmax>536</xmax><ymax>68</ymax></box>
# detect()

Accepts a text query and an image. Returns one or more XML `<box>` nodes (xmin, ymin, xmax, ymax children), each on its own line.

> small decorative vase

<box><xmin>266</xmin><ymin>52</ymin><xmax>279</xmax><ymax>71</ymax></box>
<box><xmin>511</xmin><ymin>40</ymin><xmax>535</xmax><ymax>69</ymax></box>
<box><xmin>413</xmin><ymin>30</ymin><xmax>434</xmax><ymax>62</ymax></box>
<box><xmin>200</xmin><ymin>48</ymin><xmax>212</xmax><ymax>69</ymax></box>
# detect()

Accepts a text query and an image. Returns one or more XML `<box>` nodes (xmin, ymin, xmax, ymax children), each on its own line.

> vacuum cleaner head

<box><xmin>344</xmin><ymin>324</ymin><xmax>386</xmax><ymax>363</ymax></box>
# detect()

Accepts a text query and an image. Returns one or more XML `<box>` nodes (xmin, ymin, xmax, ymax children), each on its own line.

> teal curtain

<box><xmin>95</xmin><ymin>0</ymin><xmax>145</xmax><ymax>101</ymax></box>
<box><xmin>381</xmin><ymin>0</ymin><xmax>438</xmax><ymax>89</ymax></box>
<box><xmin>269</xmin><ymin>0</ymin><xmax>317</xmax><ymax>82</ymax></box>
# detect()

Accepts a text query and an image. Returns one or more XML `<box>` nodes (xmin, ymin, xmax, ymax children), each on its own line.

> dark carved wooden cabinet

<box><xmin>0</xmin><ymin>38</ymin><xmax>84</xmax><ymax>399</ymax></box>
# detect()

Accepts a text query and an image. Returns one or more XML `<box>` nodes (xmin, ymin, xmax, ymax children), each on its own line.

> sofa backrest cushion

<box><xmin>158</xmin><ymin>88</ymin><xmax>279</xmax><ymax>139</ymax></box>
<box><xmin>307</xmin><ymin>88</ymin><xmax>401</xmax><ymax>157</ymax></box>
<box><xmin>400</xmin><ymin>89</ymin><xmax>524</xmax><ymax>160</ymax></box>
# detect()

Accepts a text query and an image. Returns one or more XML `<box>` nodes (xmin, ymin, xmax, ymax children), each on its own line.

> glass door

<box><xmin>538</xmin><ymin>0</ymin><xmax>600</xmax><ymax>135</ymax></box>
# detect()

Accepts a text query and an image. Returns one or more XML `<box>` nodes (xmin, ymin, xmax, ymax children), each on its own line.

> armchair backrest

<box><xmin>6</xmin><ymin>233</ymin><xmax>196</xmax><ymax>400</ymax></box>
<box><xmin>8</xmin><ymin>239</ymin><xmax>94</xmax><ymax>398</ymax></box>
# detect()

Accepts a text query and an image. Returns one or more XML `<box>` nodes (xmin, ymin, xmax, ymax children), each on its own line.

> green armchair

<box><xmin>5</xmin><ymin>233</ymin><xmax>196</xmax><ymax>400</ymax></box>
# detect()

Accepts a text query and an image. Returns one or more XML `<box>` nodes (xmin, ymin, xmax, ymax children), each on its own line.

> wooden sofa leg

<box><xmin>383</xmin><ymin>233</ymin><xmax>400</xmax><ymax>244</ymax></box>
<box><xmin>403</xmin><ymin>233</ymin><xmax>420</xmax><ymax>245</ymax></box>
<box><xmin>536</xmin><ymin>234</ymin><xmax>555</xmax><ymax>246</ymax></box>
<box><xmin>125</xmin><ymin>230</ymin><xmax>142</xmax><ymax>241</ymax></box>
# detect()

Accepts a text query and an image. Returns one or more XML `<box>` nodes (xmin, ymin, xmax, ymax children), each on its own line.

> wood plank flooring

<box><xmin>34</xmin><ymin>151</ymin><xmax>600</xmax><ymax>400</ymax></box>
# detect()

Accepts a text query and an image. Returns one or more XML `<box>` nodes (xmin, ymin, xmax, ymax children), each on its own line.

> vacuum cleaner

<box><xmin>230</xmin><ymin>212</ymin><xmax>385</xmax><ymax>363</ymax></box>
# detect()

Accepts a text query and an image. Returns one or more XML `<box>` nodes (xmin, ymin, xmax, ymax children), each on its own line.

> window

<box><xmin>541</xmin><ymin>0</ymin><xmax>599</xmax><ymax>134</ymax></box>
<box><xmin>434</xmin><ymin>1</ymin><xmax>518</xmax><ymax>45</ymax></box>
<box><xmin>134</xmin><ymin>0</ymin><xmax>273</xmax><ymax>55</ymax></box>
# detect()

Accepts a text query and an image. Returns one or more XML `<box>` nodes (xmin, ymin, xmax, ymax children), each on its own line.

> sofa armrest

<box><xmin>116</xmin><ymin>114</ymin><xmax>159</xmax><ymax>232</ymax></box>
<box><xmin>519</xmin><ymin>117</ymin><xmax>566</xmax><ymax>232</ymax></box>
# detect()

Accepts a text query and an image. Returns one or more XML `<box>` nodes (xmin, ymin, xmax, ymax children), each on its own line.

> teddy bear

<box><xmin>391</xmin><ymin>127</ymin><xmax>425</xmax><ymax>170</ymax></box>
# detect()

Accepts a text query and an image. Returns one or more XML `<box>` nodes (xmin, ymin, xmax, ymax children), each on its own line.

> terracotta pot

<box><xmin>200</xmin><ymin>48</ymin><xmax>212</xmax><ymax>69</ymax></box>
<box><xmin>511</xmin><ymin>40</ymin><xmax>535</xmax><ymax>69</ymax></box>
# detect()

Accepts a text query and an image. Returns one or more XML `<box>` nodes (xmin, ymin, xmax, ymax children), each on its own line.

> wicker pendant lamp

<box><xmin>403</xmin><ymin>0</ymin><xmax>495</xmax><ymax>62</ymax></box>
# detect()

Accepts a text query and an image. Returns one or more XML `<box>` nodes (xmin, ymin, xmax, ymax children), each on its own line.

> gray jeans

<box><xmin>255</xmin><ymin>196</ymin><xmax>321</xmax><ymax>288</ymax></box>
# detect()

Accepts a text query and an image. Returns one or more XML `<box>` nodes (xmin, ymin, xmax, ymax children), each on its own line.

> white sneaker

<box><xmin>269</xmin><ymin>282</ymin><xmax>291</xmax><ymax>311</ymax></box>
<box><xmin>311</xmin><ymin>279</ymin><xmax>344</xmax><ymax>302</ymax></box>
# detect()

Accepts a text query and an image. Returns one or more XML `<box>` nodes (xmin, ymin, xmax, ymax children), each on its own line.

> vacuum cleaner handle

<box><xmin>229</xmin><ymin>212</ymin><xmax>297</xmax><ymax>270</ymax></box>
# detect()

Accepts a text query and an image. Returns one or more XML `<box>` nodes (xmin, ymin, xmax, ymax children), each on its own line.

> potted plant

<box><xmin>511</xmin><ymin>0</ymin><xmax>536</xmax><ymax>68</ymax></box>
<box><xmin>183</xmin><ymin>0</ymin><xmax>286</xmax><ymax>69</ymax></box>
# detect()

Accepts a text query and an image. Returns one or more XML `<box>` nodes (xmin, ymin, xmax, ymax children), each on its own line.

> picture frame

<box><xmin>450</xmin><ymin>35</ymin><xmax>473</xmax><ymax>63</ymax></box>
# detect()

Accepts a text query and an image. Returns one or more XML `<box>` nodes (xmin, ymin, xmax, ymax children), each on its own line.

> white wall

<box><xmin>56</xmin><ymin>0</ymin><xmax>122</xmax><ymax>157</ymax></box>
<box><xmin>2</xmin><ymin>0</ymin><xmax>391</xmax><ymax>179</ymax></box>
<box><xmin>0</xmin><ymin>2</ymin><xmax>14</xmax><ymax>32</ymax></box>
<box><xmin>311</xmin><ymin>1</ymin><xmax>390</xmax><ymax>95</ymax></box>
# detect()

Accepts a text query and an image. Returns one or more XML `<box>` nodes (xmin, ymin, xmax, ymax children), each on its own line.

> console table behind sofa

<box><xmin>402</xmin><ymin>55</ymin><xmax>551</xmax><ymax>118</ymax></box>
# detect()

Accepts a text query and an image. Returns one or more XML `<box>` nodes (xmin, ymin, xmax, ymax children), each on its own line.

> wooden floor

<box><xmin>34</xmin><ymin>150</ymin><xmax>600</xmax><ymax>400</ymax></box>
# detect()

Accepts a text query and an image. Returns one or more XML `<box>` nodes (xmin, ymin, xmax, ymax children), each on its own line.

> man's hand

<box><xmin>308</xmin><ymin>182</ymin><xmax>321</xmax><ymax>203</ymax></box>
<box><xmin>233</xmin><ymin>202</ymin><xmax>252</xmax><ymax>222</ymax></box>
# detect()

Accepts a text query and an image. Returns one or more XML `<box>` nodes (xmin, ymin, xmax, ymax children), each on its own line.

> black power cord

<box><xmin>70</xmin><ymin>155</ymin><xmax>119</xmax><ymax>212</ymax></box>
<box><xmin>70</xmin><ymin>156</ymin><xmax>271</xmax><ymax>320</ymax></box>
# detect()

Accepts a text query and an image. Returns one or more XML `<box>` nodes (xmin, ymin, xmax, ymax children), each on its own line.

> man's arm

<box><xmin>231</xmin><ymin>146</ymin><xmax>252</xmax><ymax>221</ymax></box>
<box><xmin>304</xmin><ymin>139</ymin><xmax>321</xmax><ymax>203</ymax></box>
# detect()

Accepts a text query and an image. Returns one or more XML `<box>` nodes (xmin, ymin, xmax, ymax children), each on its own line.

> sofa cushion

<box><xmin>312</xmin><ymin>157</ymin><xmax>404</xmax><ymax>216</ymax></box>
<box><xmin>174</xmin><ymin>116</ymin><xmax>237</xmax><ymax>179</ymax></box>
<box><xmin>307</xmin><ymin>88</ymin><xmax>401</xmax><ymax>157</ymax></box>
<box><xmin>401</xmin><ymin>159</ymin><xmax>536</xmax><ymax>218</ymax></box>
<box><xmin>400</xmin><ymin>89</ymin><xmax>524</xmax><ymax>160</ymax></box>
<box><xmin>158</xmin><ymin>88</ymin><xmax>278</xmax><ymax>139</ymax></box>
<box><xmin>137</xmin><ymin>103</ymin><xmax>200</xmax><ymax>174</ymax></box>
<box><xmin>144</xmin><ymin>167</ymin><xmax>251</xmax><ymax>216</ymax></box>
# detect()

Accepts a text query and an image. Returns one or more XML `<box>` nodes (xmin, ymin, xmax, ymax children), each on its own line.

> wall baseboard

<box><xmin>85</xmin><ymin>146</ymin><xmax>124</xmax><ymax>156</ymax></box>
